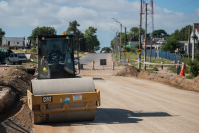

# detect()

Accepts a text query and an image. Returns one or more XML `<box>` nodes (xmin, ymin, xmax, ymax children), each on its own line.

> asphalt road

<box><xmin>33</xmin><ymin>71</ymin><xmax>199</xmax><ymax>133</ymax></box>
<box><xmin>79</xmin><ymin>53</ymin><xmax>113</xmax><ymax>69</ymax></box>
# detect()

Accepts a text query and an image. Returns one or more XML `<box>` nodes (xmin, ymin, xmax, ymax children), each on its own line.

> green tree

<box><xmin>28</xmin><ymin>26</ymin><xmax>57</xmax><ymax>47</ymax></box>
<box><xmin>94</xmin><ymin>41</ymin><xmax>101</xmax><ymax>51</ymax></box>
<box><xmin>146</xmin><ymin>33</ymin><xmax>151</xmax><ymax>40</ymax></box>
<box><xmin>84</xmin><ymin>26</ymin><xmax>100</xmax><ymax>51</ymax></box>
<box><xmin>66</xmin><ymin>20</ymin><xmax>81</xmax><ymax>35</ymax></box>
<box><xmin>171</xmin><ymin>25</ymin><xmax>193</xmax><ymax>41</ymax></box>
<box><xmin>0</xmin><ymin>28</ymin><xmax>5</xmax><ymax>46</ymax></box>
<box><xmin>132</xmin><ymin>43</ymin><xmax>139</xmax><ymax>49</ymax></box>
<box><xmin>100</xmin><ymin>47</ymin><xmax>112</xmax><ymax>53</ymax></box>
<box><xmin>161</xmin><ymin>37</ymin><xmax>180</xmax><ymax>51</ymax></box>
<box><xmin>65</xmin><ymin>20</ymin><xmax>84</xmax><ymax>49</ymax></box>
<box><xmin>153</xmin><ymin>29</ymin><xmax>168</xmax><ymax>38</ymax></box>
<box><xmin>171</xmin><ymin>29</ymin><xmax>180</xmax><ymax>40</ymax></box>
<box><xmin>110</xmin><ymin>39</ymin><xmax>114</xmax><ymax>49</ymax></box>
<box><xmin>128</xmin><ymin>27</ymin><xmax>145</xmax><ymax>40</ymax></box>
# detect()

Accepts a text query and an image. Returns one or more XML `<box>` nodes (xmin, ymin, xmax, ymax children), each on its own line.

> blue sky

<box><xmin>0</xmin><ymin>0</ymin><xmax>199</xmax><ymax>52</ymax></box>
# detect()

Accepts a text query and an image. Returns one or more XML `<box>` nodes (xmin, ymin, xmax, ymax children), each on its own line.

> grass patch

<box><xmin>167</xmin><ymin>65</ymin><xmax>177</xmax><ymax>73</ymax></box>
<box><xmin>12</xmin><ymin>49</ymin><xmax>37</xmax><ymax>55</ymax></box>
<box><xmin>153</xmin><ymin>67</ymin><xmax>159</xmax><ymax>71</ymax></box>
<box><xmin>5</xmin><ymin>73</ymin><xmax>11</xmax><ymax>77</ymax></box>
<box><xmin>24</xmin><ymin>58</ymin><xmax>38</xmax><ymax>64</ymax></box>
<box><xmin>16</xmin><ymin>66</ymin><xmax>26</xmax><ymax>71</ymax></box>
<box><xmin>74</xmin><ymin>52</ymin><xmax>89</xmax><ymax>58</ymax></box>
<box><xmin>167</xmin><ymin>64</ymin><xmax>190</xmax><ymax>74</ymax></box>
<box><xmin>185</xmin><ymin>75</ymin><xmax>195</xmax><ymax>79</ymax></box>
<box><xmin>112</xmin><ymin>52</ymin><xmax>175</xmax><ymax>69</ymax></box>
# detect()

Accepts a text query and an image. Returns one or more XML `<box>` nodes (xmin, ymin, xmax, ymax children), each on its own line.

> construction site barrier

<box><xmin>92</xmin><ymin>60</ymin><xmax>95</xmax><ymax>70</ymax></box>
<box><xmin>112</xmin><ymin>62</ymin><xmax>115</xmax><ymax>70</ymax></box>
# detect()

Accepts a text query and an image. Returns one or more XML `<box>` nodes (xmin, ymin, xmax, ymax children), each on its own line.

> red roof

<box><xmin>142</xmin><ymin>40</ymin><xmax>152</xmax><ymax>45</ymax></box>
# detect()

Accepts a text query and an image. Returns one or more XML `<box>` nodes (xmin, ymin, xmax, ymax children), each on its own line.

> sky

<box><xmin>0</xmin><ymin>0</ymin><xmax>199</xmax><ymax>53</ymax></box>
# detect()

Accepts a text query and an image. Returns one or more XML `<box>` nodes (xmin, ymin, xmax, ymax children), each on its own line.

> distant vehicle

<box><xmin>0</xmin><ymin>48</ymin><xmax>27</xmax><ymax>65</ymax></box>
<box><xmin>74</xmin><ymin>57</ymin><xmax>78</xmax><ymax>65</ymax></box>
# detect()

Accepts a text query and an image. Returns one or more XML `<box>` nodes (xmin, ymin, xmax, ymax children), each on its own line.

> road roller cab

<box><xmin>27</xmin><ymin>35</ymin><xmax>100</xmax><ymax>124</ymax></box>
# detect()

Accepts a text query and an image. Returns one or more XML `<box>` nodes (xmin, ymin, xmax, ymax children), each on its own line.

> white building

<box><xmin>2</xmin><ymin>37</ymin><xmax>25</xmax><ymax>49</ymax></box>
<box><xmin>128</xmin><ymin>36</ymin><xmax>140</xmax><ymax>48</ymax></box>
<box><xmin>184</xmin><ymin>23</ymin><xmax>199</xmax><ymax>54</ymax></box>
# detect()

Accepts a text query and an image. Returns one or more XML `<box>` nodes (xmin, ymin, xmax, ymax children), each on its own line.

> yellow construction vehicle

<box><xmin>27</xmin><ymin>35</ymin><xmax>100</xmax><ymax>124</ymax></box>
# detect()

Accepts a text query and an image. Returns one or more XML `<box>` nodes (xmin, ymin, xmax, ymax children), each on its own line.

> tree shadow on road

<box><xmin>47</xmin><ymin>108</ymin><xmax>172</xmax><ymax>127</ymax></box>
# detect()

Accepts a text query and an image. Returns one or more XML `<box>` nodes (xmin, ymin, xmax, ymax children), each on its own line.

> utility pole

<box><xmin>150</xmin><ymin>33</ymin><xmax>153</xmax><ymax>62</ymax></box>
<box><xmin>120</xmin><ymin>24</ymin><xmax>122</xmax><ymax>61</ymax></box>
<box><xmin>144</xmin><ymin>3</ymin><xmax>147</xmax><ymax>70</ymax></box>
<box><xmin>125</xmin><ymin>27</ymin><xmax>126</xmax><ymax>49</ymax></box>
<box><xmin>124</xmin><ymin>27</ymin><xmax>126</xmax><ymax>66</ymax></box>
<box><xmin>188</xmin><ymin>26</ymin><xmax>191</xmax><ymax>58</ymax></box>
<box><xmin>138</xmin><ymin>0</ymin><xmax>142</xmax><ymax>69</ymax></box>
<box><xmin>116</xmin><ymin>32</ymin><xmax>118</xmax><ymax>58</ymax></box>
<box><xmin>192</xmin><ymin>23</ymin><xmax>196</xmax><ymax>60</ymax></box>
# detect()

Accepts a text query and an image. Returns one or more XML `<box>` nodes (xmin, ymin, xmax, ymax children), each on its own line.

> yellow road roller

<box><xmin>27</xmin><ymin>35</ymin><xmax>100</xmax><ymax>124</ymax></box>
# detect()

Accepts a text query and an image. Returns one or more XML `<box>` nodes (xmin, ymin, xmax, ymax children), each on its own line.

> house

<box><xmin>184</xmin><ymin>23</ymin><xmax>199</xmax><ymax>54</ymax></box>
<box><xmin>2</xmin><ymin>37</ymin><xmax>25</xmax><ymax>49</ymax></box>
<box><xmin>121</xmin><ymin>36</ymin><xmax>139</xmax><ymax>50</ymax></box>
<box><xmin>142</xmin><ymin>39</ymin><xmax>153</xmax><ymax>49</ymax></box>
<box><xmin>128</xmin><ymin>36</ymin><xmax>139</xmax><ymax>48</ymax></box>
<box><xmin>183</xmin><ymin>23</ymin><xmax>199</xmax><ymax>54</ymax></box>
<box><xmin>176</xmin><ymin>41</ymin><xmax>188</xmax><ymax>54</ymax></box>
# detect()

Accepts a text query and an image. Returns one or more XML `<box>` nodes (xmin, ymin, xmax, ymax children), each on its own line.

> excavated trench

<box><xmin>0</xmin><ymin>66</ymin><xmax>36</xmax><ymax>133</ymax></box>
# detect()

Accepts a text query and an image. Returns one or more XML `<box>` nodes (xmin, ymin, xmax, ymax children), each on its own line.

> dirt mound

<box><xmin>114</xmin><ymin>66</ymin><xmax>140</xmax><ymax>77</ymax></box>
<box><xmin>0</xmin><ymin>67</ymin><xmax>35</xmax><ymax>132</ymax></box>
<box><xmin>138</xmin><ymin>71</ymin><xmax>151</xmax><ymax>77</ymax></box>
<box><xmin>137</xmin><ymin>70</ymin><xmax>199</xmax><ymax>92</ymax></box>
<box><xmin>115</xmin><ymin>67</ymin><xmax>199</xmax><ymax>92</ymax></box>
<box><xmin>0</xmin><ymin>67</ymin><xmax>35</xmax><ymax>98</ymax></box>
<box><xmin>0</xmin><ymin>98</ymin><xmax>33</xmax><ymax>133</ymax></box>
<box><xmin>193</xmin><ymin>76</ymin><xmax>199</xmax><ymax>81</ymax></box>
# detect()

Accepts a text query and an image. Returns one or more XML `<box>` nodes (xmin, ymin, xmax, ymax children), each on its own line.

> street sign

<box><xmin>100</xmin><ymin>59</ymin><xmax>106</xmax><ymax>65</ymax></box>
<box><xmin>137</xmin><ymin>48</ymin><xmax>143</xmax><ymax>54</ymax></box>
<box><xmin>123</xmin><ymin>49</ymin><xmax>127</xmax><ymax>54</ymax></box>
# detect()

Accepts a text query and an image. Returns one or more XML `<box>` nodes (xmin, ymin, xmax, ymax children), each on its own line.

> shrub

<box><xmin>153</xmin><ymin>67</ymin><xmax>159</xmax><ymax>71</ymax></box>
<box><xmin>126</xmin><ymin>47</ymin><xmax>131</xmax><ymax>52</ymax></box>
<box><xmin>30</xmin><ymin>48</ymin><xmax>36</xmax><ymax>52</ymax></box>
<box><xmin>132</xmin><ymin>43</ymin><xmax>139</xmax><ymax>49</ymax></box>
<box><xmin>167</xmin><ymin>65</ymin><xmax>177</xmax><ymax>73</ymax></box>
<box><xmin>130</xmin><ymin>48</ymin><xmax>135</xmax><ymax>53</ymax></box>
<box><xmin>185</xmin><ymin>75</ymin><xmax>195</xmax><ymax>79</ymax></box>
<box><xmin>148</xmin><ymin>65</ymin><xmax>153</xmax><ymax>68</ymax></box>
<box><xmin>187</xmin><ymin>59</ymin><xmax>199</xmax><ymax>77</ymax></box>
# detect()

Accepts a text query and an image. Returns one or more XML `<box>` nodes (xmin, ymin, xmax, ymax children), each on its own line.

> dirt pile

<box><xmin>138</xmin><ymin>71</ymin><xmax>198</xmax><ymax>91</ymax></box>
<box><xmin>114</xmin><ymin>66</ymin><xmax>140</xmax><ymax>77</ymax></box>
<box><xmin>0</xmin><ymin>67</ymin><xmax>35</xmax><ymax>133</ymax></box>
<box><xmin>0</xmin><ymin>98</ymin><xmax>33</xmax><ymax>133</ymax></box>
<box><xmin>0</xmin><ymin>67</ymin><xmax>35</xmax><ymax>98</ymax></box>
<box><xmin>115</xmin><ymin>67</ymin><xmax>199</xmax><ymax>92</ymax></box>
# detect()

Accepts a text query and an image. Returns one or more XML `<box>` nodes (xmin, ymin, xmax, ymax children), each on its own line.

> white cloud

<box><xmin>0</xmin><ymin>0</ymin><xmax>198</xmax><ymax>35</ymax></box>
<box><xmin>153</xmin><ymin>5</ymin><xmax>198</xmax><ymax>32</ymax></box>
<box><xmin>51</xmin><ymin>0</ymin><xmax>140</xmax><ymax>12</ymax></box>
